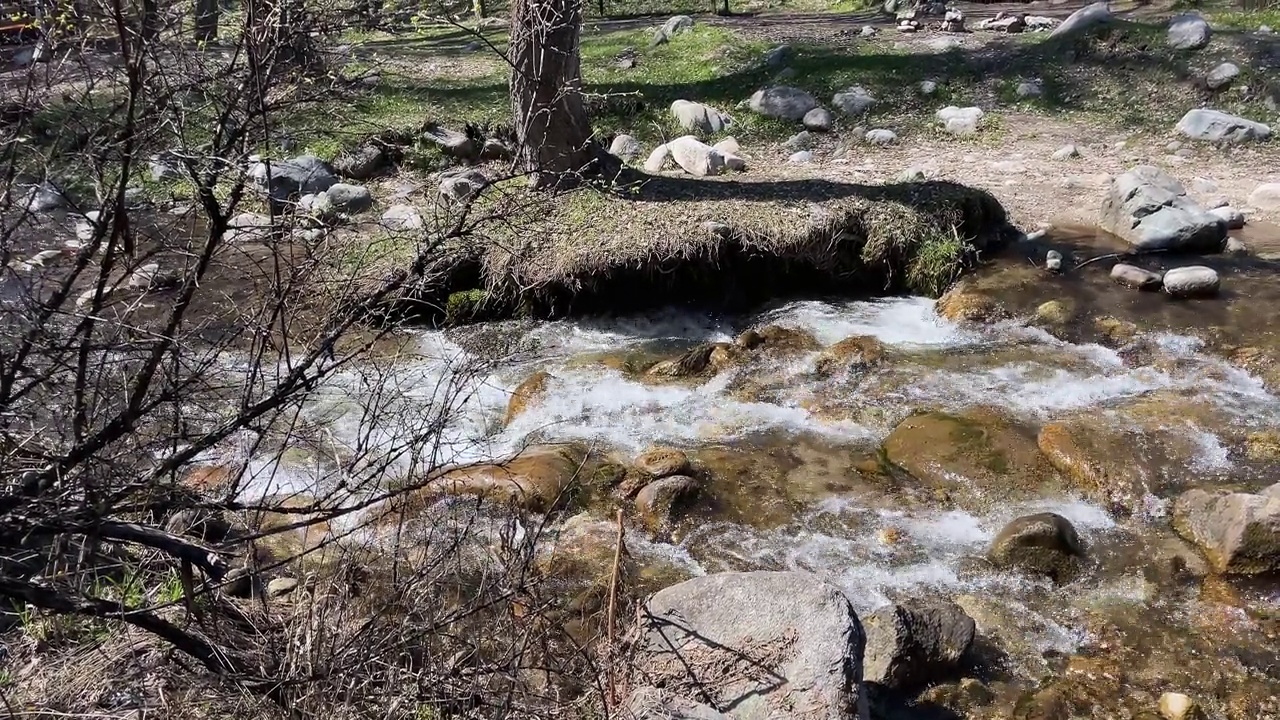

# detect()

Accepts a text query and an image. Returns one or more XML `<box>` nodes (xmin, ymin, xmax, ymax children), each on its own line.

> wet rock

<box><xmin>1038</xmin><ymin>421</ymin><xmax>1150</xmax><ymax>513</ymax></box>
<box><xmin>936</xmin><ymin>105</ymin><xmax>983</xmax><ymax>135</ymax></box>
<box><xmin>989</xmin><ymin>512</ymin><xmax>1084</xmax><ymax>582</ymax></box>
<box><xmin>748</xmin><ymin>86</ymin><xmax>819</xmax><ymax>122</ymax></box>
<box><xmin>504</xmin><ymin>370</ymin><xmax>551</xmax><ymax>425</ymax></box>
<box><xmin>1208</xmin><ymin>205</ymin><xmax>1245</xmax><ymax>229</ymax></box>
<box><xmin>1050</xmin><ymin>2</ymin><xmax>1111</xmax><ymax>38</ymax></box>
<box><xmin>1110</xmin><ymin>263</ymin><xmax>1163</xmax><ymax>290</ymax></box>
<box><xmin>1034</xmin><ymin>300</ymin><xmax>1072</xmax><ymax>325</ymax></box>
<box><xmin>332</xmin><ymin>144</ymin><xmax>386</xmax><ymax>180</ymax></box>
<box><xmin>883</xmin><ymin>409</ymin><xmax>1056</xmax><ymax>508</ymax></box>
<box><xmin>1044</xmin><ymin>250</ymin><xmax>1064</xmax><ymax>272</ymax></box>
<box><xmin>1052</xmin><ymin>144</ymin><xmax>1079</xmax><ymax>160</ymax></box>
<box><xmin>803</xmin><ymin>107</ymin><xmax>834</xmax><ymax>132</ymax></box>
<box><xmin>865</xmin><ymin>128</ymin><xmax>897</xmax><ymax>145</ymax></box>
<box><xmin>1172</xmin><ymin>484</ymin><xmax>1280</xmax><ymax>574</ymax></box>
<box><xmin>1162</xmin><ymin>266</ymin><xmax>1219</xmax><ymax>299</ymax></box>
<box><xmin>1176</xmin><ymin>109</ymin><xmax>1271</xmax><ymax>143</ymax></box>
<box><xmin>1225</xmin><ymin>236</ymin><xmax>1247</xmax><ymax>254</ymax></box>
<box><xmin>635</xmin><ymin>474</ymin><xmax>700</xmax><ymax>533</ymax></box>
<box><xmin>935</xmin><ymin>283</ymin><xmax>1006</xmax><ymax>322</ymax></box>
<box><xmin>1248</xmin><ymin>183</ymin><xmax>1280</xmax><ymax>211</ymax></box>
<box><xmin>609</xmin><ymin>134</ymin><xmax>643</xmax><ymax>162</ymax></box>
<box><xmin>863</xmin><ymin>600</ymin><xmax>975</xmax><ymax>691</ymax></box>
<box><xmin>266</xmin><ymin>577</ymin><xmax>299</xmax><ymax>597</ymax></box>
<box><xmin>632</xmin><ymin>571</ymin><xmax>869</xmax><ymax>720</ymax></box>
<box><xmin>1100</xmin><ymin>166</ymin><xmax>1226</xmax><ymax>251</ymax></box>
<box><xmin>381</xmin><ymin>204</ymin><xmax>423</xmax><ymax>231</ymax></box>
<box><xmin>919</xmin><ymin>678</ymin><xmax>996</xmax><ymax>715</ymax></box>
<box><xmin>671</xmin><ymin>99</ymin><xmax>732</xmax><ymax>134</ymax></box>
<box><xmin>645</xmin><ymin>343</ymin><xmax>730</xmax><ymax>379</ymax></box>
<box><xmin>1205</xmin><ymin>62</ymin><xmax>1240</xmax><ymax>90</ymax></box>
<box><xmin>785</xmin><ymin>130</ymin><xmax>816</xmax><ymax>151</ymax></box>
<box><xmin>833</xmin><ymin>86</ymin><xmax>876</xmax><ymax>116</ymax></box>
<box><xmin>814</xmin><ymin>335</ymin><xmax>884</xmax><ymax>377</ymax></box>
<box><xmin>643</xmin><ymin>144</ymin><xmax>671</xmax><ymax>173</ymax></box>
<box><xmin>789</xmin><ymin>150</ymin><xmax>815</xmax><ymax>164</ymax></box>
<box><xmin>736</xmin><ymin>325</ymin><xmax>821</xmax><ymax>354</ymax></box>
<box><xmin>535</xmin><ymin>513</ymin><xmax>637</xmax><ymax>639</ymax></box>
<box><xmin>1245</xmin><ymin>430</ymin><xmax>1280</xmax><ymax>461</ymax></box>
<box><xmin>667</xmin><ymin>135</ymin><xmax>725</xmax><ymax>177</ymax></box>
<box><xmin>1159</xmin><ymin>692</ymin><xmax>1205</xmax><ymax>720</ymax></box>
<box><xmin>634</xmin><ymin>447</ymin><xmax>691</xmax><ymax>479</ymax></box>
<box><xmin>404</xmin><ymin>444</ymin><xmax>591</xmax><ymax>514</ymax></box>
<box><xmin>1167</xmin><ymin>13</ymin><xmax>1211</xmax><ymax>50</ymax></box>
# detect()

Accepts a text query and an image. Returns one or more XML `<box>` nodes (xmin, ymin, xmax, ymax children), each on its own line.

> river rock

<box><xmin>803</xmin><ymin>107</ymin><xmax>834</xmax><ymax>131</ymax></box>
<box><xmin>1162</xmin><ymin>266</ymin><xmax>1219</xmax><ymax>298</ymax></box>
<box><xmin>667</xmin><ymin>136</ymin><xmax>725</xmax><ymax>177</ymax></box>
<box><xmin>610</xmin><ymin>134</ymin><xmax>643</xmax><ymax>161</ymax></box>
<box><xmin>1176</xmin><ymin>109</ymin><xmax>1272</xmax><ymax>143</ymax></box>
<box><xmin>863</xmin><ymin>600</ymin><xmax>975</xmax><ymax>691</ymax></box>
<box><xmin>1159</xmin><ymin>692</ymin><xmax>1205</xmax><ymax>720</ymax></box>
<box><xmin>381</xmin><ymin>204</ymin><xmax>423</xmax><ymax>231</ymax></box>
<box><xmin>989</xmin><ymin>512</ymin><xmax>1084</xmax><ymax>582</ymax></box>
<box><xmin>1100</xmin><ymin>166</ymin><xmax>1226</xmax><ymax>251</ymax></box>
<box><xmin>1248</xmin><ymin>183</ymin><xmax>1280</xmax><ymax>211</ymax></box>
<box><xmin>882</xmin><ymin>409</ymin><xmax>1057</xmax><ymax>508</ymax></box>
<box><xmin>635</xmin><ymin>474</ymin><xmax>700</xmax><ymax>533</ymax></box>
<box><xmin>1110</xmin><ymin>263</ymin><xmax>1163</xmax><ymax>290</ymax></box>
<box><xmin>671</xmin><ymin>99</ymin><xmax>732</xmax><ymax>134</ymax></box>
<box><xmin>1204</xmin><ymin>62</ymin><xmax>1239</xmax><ymax>90</ymax></box>
<box><xmin>814</xmin><ymin>335</ymin><xmax>884</xmax><ymax>377</ymax></box>
<box><xmin>250</xmin><ymin>155</ymin><xmax>338</xmax><ymax>203</ymax></box>
<box><xmin>865</xmin><ymin>129</ymin><xmax>897</xmax><ymax>145</ymax></box>
<box><xmin>1167</xmin><ymin>13</ymin><xmax>1211</xmax><ymax>50</ymax></box>
<box><xmin>936</xmin><ymin>106</ymin><xmax>983</xmax><ymax>135</ymax></box>
<box><xmin>405</xmin><ymin>444</ymin><xmax>591</xmax><ymax>514</ymax></box>
<box><xmin>1037</xmin><ymin>421</ymin><xmax>1150</xmax><ymax>513</ymax></box>
<box><xmin>1208</xmin><ymin>205</ymin><xmax>1245</xmax><ymax>229</ymax></box>
<box><xmin>748</xmin><ymin>86</ymin><xmax>819</xmax><ymax>121</ymax></box>
<box><xmin>644</xmin><ymin>144</ymin><xmax>671</xmax><ymax>173</ymax></box>
<box><xmin>504</xmin><ymin>370</ymin><xmax>551</xmax><ymax>425</ymax></box>
<box><xmin>1049</xmin><ymin>2</ymin><xmax>1111</xmax><ymax>38</ymax></box>
<box><xmin>333</xmin><ymin>144</ymin><xmax>386</xmax><ymax>180</ymax></box>
<box><xmin>1172</xmin><ymin>484</ymin><xmax>1280</xmax><ymax>574</ymax></box>
<box><xmin>833</xmin><ymin>86</ymin><xmax>876</xmax><ymax>116</ymax></box>
<box><xmin>631</xmin><ymin>571</ymin><xmax>870</xmax><ymax>720</ymax></box>
<box><xmin>935</xmin><ymin>283</ymin><xmax>1005</xmax><ymax>322</ymax></box>
<box><xmin>634</xmin><ymin>447</ymin><xmax>691</xmax><ymax>478</ymax></box>
<box><xmin>736</xmin><ymin>325</ymin><xmax>821</xmax><ymax>354</ymax></box>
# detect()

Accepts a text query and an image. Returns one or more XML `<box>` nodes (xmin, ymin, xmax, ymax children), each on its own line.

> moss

<box><xmin>445</xmin><ymin>288</ymin><xmax>488</xmax><ymax>325</ymax></box>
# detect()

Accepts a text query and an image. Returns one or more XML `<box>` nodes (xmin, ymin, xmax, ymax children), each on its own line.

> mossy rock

<box><xmin>445</xmin><ymin>288</ymin><xmax>489</xmax><ymax>325</ymax></box>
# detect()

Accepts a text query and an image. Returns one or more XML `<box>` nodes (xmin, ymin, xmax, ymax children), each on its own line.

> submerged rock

<box><xmin>1037</xmin><ymin>421</ymin><xmax>1150</xmax><ymax>513</ymax></box>
<box><xmin>1162</xmin><ymin>266</ymin><xmax>1220</xmax><ymax>299</ymax></box>
<box><xmin>1100</xmin><ymin>166</ymin><xmax>1226</xmax><ymax>252</ymax></box>
<box><xmin>989</xmin><ymin>512</ymin><xmax>1084</xmax><ymax>582</ymax></box>
<box><xmin>814</xmin><ymin>335</ymin><xmax>885</xmax><ymax>377</ymax></box>
<box><xmin>935</xmin><ymin>283</ymin><xmax>1006</xmax><ymax>322</ymax></box>
<box><xmin>635</xmin><ymin>474</ymin><xmax>700</xmax><ymax>533</ymax></box>
<box><xmin>1159</xmin><ymin>692</ymin><xmax>1205</xmax><ymax>720</ymax></box>
<box><xmin>634</xmin><ymin>447</ymin><xmax>692</xmax><ymax>478</ymax></box>
<box><xmin>631</xmin><ymin>571</ymin><xmax>870</xmax><ymax>720</ymax></box>
<box><xmin>863</xmin><ymin>600</ymin><xmax>975</xmax><ymax>691</ymax></box>
<box><xmin>504</xmin><ymin>370</ymin><xmax>551</xmax><ymax>425</ymax></box>
<box><xmin>1172</xmin><ymin>484</ymin><xmax>1280</xmax><ymax>574</ymax></box>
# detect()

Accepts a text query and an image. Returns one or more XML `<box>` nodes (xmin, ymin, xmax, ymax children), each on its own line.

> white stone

<box><xmin>1162</xmin><ymin>266</ymin><xmax>1220</xmax><ymax>299</ymax></box>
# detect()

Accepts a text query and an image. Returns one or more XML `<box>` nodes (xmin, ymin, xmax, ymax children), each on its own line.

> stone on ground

<box><xmin>439</xmin><ymin>169</ymin><xmax>487</xmax><ymax>203</ymax></box>
<box><xmin>644</xmin><ymin>144</ymin><xmax>671</xmax><ymax>173</ymax></box>
<box><xmin>333</xmin><ymin>144</ymin><xmax>386</xmax><ymax>180</ymax></box>
<box><xmin>321</xmin><ymin>183</ymin><xmax>372</xmax><ymax>214</ymax></box>
<box><xmin>610</xmin><ymin>134</ymin><xmax>643</xmax><ymax>162</ymax></box>
<box><xmin>803</xmin><ymin>107</ymin><xmax>834</xmax><ymax>131</ymax></box>
<box><xmin>1167</xmin><ymin>13</ymin><xmax>1212</xmax><ymax>50</ymax></box>
<box><xmin>1100</xmin><ymin>166</ymin><xmax>1226</xmax><ymax>251</ymax></box>
<box><xmin>832</xmin><ymin>86</ymin><xmax>876</xmax><ymax>116</ymax></box>
<box><xmin>748</xmin><ymin>86</ymin><xmax>819</xmax><ymax>121</ymax></box>
<box><xmin>1208</xmin><ymin>205</ymin><xmax>1245</xmax><ymax>229</ymax></box>
<box><xmin>1049</xmin><ymin>2</ymin><xmax>1111</xmax><ymax>38</ymax></box>
<box><xmin>764</xmin><ymin>44</ymin><xmax>791</xmax><ymax>67</ymax></box>
<box><xmin>989</xmin><ymin>512</ymin><xmax>1084</xmax><ymax>582</ymax></box>
<box><xmin>918</xmin><ymin>79</ymin><xmax>938</xmax><ymax>95</ymax></box>
<box><xmin>1110</xmin><ymin>263</ymin><xmax>1163</xmax><ymax>290</ymax></box>
<box><xmin>1172</xmin><ymin>484</ymin><xmax>1280</xmax><ymax>574</ymax></box>
<box><xmin>1205</xmin><ymin>62</ymin><xmax>1240</xmax><ymax>90</ymax></box>
<box><xmin>1016</xmin><ymin>79</ymin><xmax>1043</xmax><ymax>98</ymax></box>
<box><xmin>1162</xmin><ymin>266</ymin><xmax>1220</xmax><ymax>298</ymax></box>
<box><xmin>381</xmin><ymin>204</ymin><xmax>423</xmax><ymax>232</ymax></box>
<box><xmin>865</xmin><ymin>129</ymin><xmax>897</xmax><ymax>145</ymax></box>
<box><xmin>1249</xmin><ymin>183</ymin><xmax>1280</xmax><ymax>211</ymax></box>
<box><xmin>250</xmin><ymin>155</ymin><xmax>339</xmax><ymax>203</ymax></box>
<box><xmin>713</xmin><ymin>137</ymin><xmax>741</xmax><ymax>155</ymax></box>
<box><xmin>671</xmin><ymin>99</ymin><xmax>733</xmax><ymax>134</ymax></box>
<box><xmin>1052</xmin><ymin>144</ymin><xmax>1079</xmax><ymax>160</ymax></box>
<box><xmin>1176</xmin><ymin>109</ymin><xmax>1271</xmax><ymax>143</ymax></box>
<box><xmin>631</xmin><ymin>571</ymin><xmax>870</xmax><ymax>720</ymax></box>
<box><xmin>652</xmin><ymin>15</ymin><xmax>694</xmax><ymax>45</ymax></box>
<box><xmin>667</xmin><ymin>135</ymin><xmax>726</xmax><ymax>177</ymax></box>
<box><xmin>936</xmin><ymin>106</ymin><xmax>984</xmax><ymax>135</ymax></box>
<box><xmin>785</xmin><ymin>130</ymin><xmax>816</xmax><ymax>151</ymax></box>
<box><xmin>421</xmin><ymin>125</ymin><xmax>475</xmax><ymax>158</ymax></box>
<box><xmin>789</xmin><ymin>150</ymin><xmax>815</xmax><ymax>164</ymax></box>
<box><xmin>863</xmin><ymin>600</ymin><xmax>975</xmax><ymax>691</ymax></box>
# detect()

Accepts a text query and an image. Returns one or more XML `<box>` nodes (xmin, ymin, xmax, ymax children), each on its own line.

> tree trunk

<box><xmin>509</xmin><ymin>0</ymin><xmax>599</xmax><ymax>187</ymax></box>
<box><xmin>195</xmin><ymin>0</ymin><xmax>219</xmax><ymax>41</ymax></box>
<box><xmin>142</xmin><ymin>0</ymin><xmax>159</xmax><ymax>40</ymax></box>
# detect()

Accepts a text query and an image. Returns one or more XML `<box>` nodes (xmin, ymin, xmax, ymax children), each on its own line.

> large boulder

<box><xmin>748</xmin><ymin>86</ymin><xmax>820</xmax><ymax>122</ymax></box>
<box><xmin>1037</xmin><ymin>421</ymin><xmax>1151</xmax><ymax>512</ymax></box>
<box><xmin>400</xmin><ymin>444</ymin><xmax>591</xmax><ymax>514</ymax></box>
<box><xmin>631</xmin><ymin>571</ymin><xmax>870</xmax><ymax>720</ymax></box>
<box><xmin>635</xmin><ymin>474</ymin><xmax>700</xmax><ymax>533</ymax></box>
<box><xmin>988</xmin><ymin>512</ymin><xmax>1084</xmax><ymax>582</ymax></box>
<box><xmin>1167</xmin><ymin>13</ymin><xmax>1211</xmax><ymax>50</ymax></box>
<box><xmin>1099</xmin><ymin>166</ymin><xmax>1226</xmax><ymax>252</ymax></box>
<box><xmin>863</xmin><ymin>600</ymin><xmax>975</xmax><ymax>691</ymax></box>
<box><xmin>1172</xmin><ymin>484</ymin><xmax>1280</xmax><ymax>574</ymax></box>
<box><xmin>1176</xmin><ymin>109</ymin><xmax>1271</xmax><ymax>143</ymax></box>
<box><xmin>671</xmin><ymin>100</ymin><xmax>732</xmax><ymax>134</ymax></box>
<box><xmin>1049</xmin><ymin>2</ymin><xmax>1110</xmax><ymax>38</ymax></box>
<box><xmin>814</xmin><ymin>335</ymin><xmax>885</xmax><ymax>377</ymax></box>
<box><xmin>666</xmin><ymin>136</ymin><xmax>726</xmax><ymax>177</ymax></box>
<box><xmin>249</xmin><ymin>155</ymin><xmax>339</xmax><ymax>203</ymax></box>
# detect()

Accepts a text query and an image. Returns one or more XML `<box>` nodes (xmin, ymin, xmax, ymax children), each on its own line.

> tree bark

<box><xmin>508</xmin><ymin>0</ymin><xmax>599</xmax><ymax>187</ymax></box>
<box><xmin>195</xmin><ymin>0</ymin><xmax>219</xmax><ymax>42</ymax></box>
